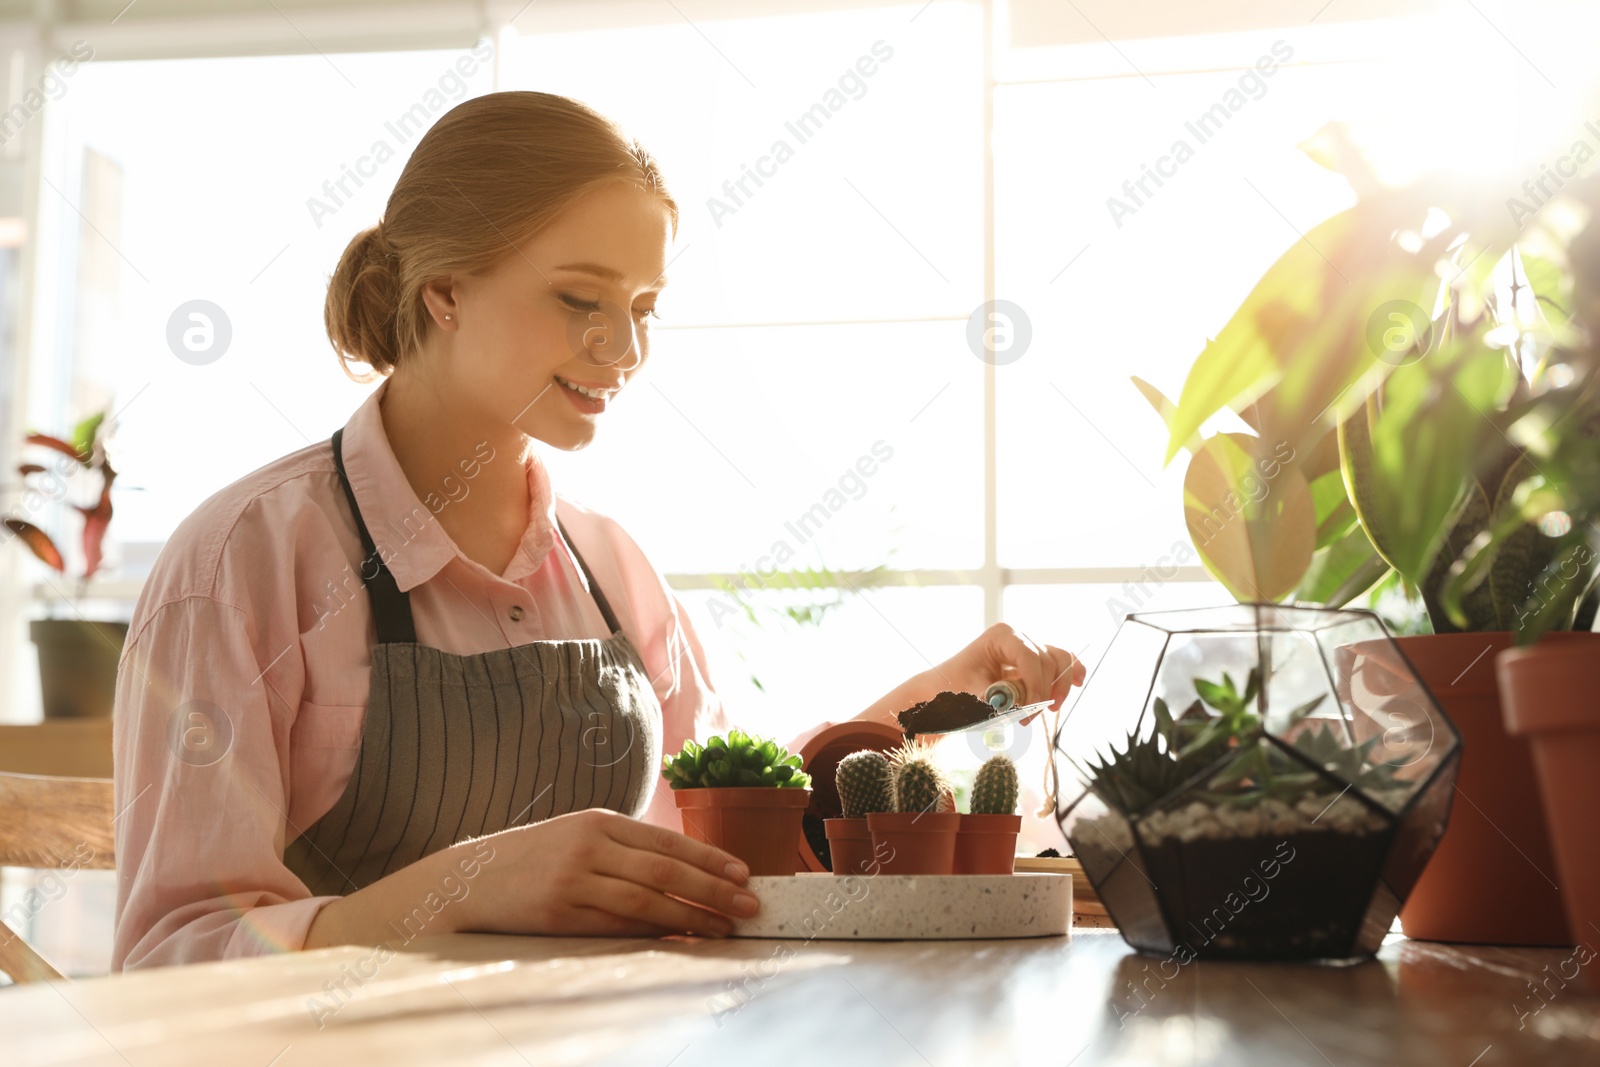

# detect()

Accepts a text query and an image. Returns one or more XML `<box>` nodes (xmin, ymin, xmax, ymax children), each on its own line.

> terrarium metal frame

<box><xmin>1048</xmin><ymin>603</ymin><xmax>1461</xmax><ymax>963</ymax></box>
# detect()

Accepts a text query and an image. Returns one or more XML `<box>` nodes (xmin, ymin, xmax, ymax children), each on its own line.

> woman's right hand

<box><xmin>305</xmin><ymin>808</ymin><xmax>759</xmax><ymax>949</ymax></box>
<box><xmin>451</xmin><ymin>808</ymin><xmax>758</xmax><ymax>938</ymax></box>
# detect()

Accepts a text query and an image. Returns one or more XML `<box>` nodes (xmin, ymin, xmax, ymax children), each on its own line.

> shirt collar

<box><xmin>339</xmin><ymin>379</ymin><xmax>559</xmax><ymax>592</ymax></box>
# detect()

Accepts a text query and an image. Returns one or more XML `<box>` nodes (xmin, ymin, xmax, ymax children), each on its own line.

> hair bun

<box><xmin>325</xmin><ymin>224</ymin><xmax>401</xmax><ymax>378</ymax></box>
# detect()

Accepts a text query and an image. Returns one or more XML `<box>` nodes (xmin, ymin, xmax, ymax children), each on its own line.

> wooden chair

<box><xmin>0</xmin><ymin>720</ymin><xmax>115</xmax><ymax>983</ymax></box>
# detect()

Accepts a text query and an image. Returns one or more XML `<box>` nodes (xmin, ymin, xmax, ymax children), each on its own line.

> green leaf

<box><xmin>1166</xmin><ymin>336</ymin><xmax>1282</xmax><ymax>465</ymax></box>
<box><xmin>1132</xmin><ymin>376</ymin><xmax>1202</xmax><ymax>460</ymax></box>
<box><xmin>1296</xmin><ymin>523</ymin><xmax>1386</xmax><ymax>606</ymax></box>
<box><xmin>1341</xmin><ymin>341</ymin><xmax>1517</xmax><ymax>590</ymax></box>
<box><xmin>70</xmin><ymin>412</ymin><xmax>105</xmax><ymax>460</ymax></box>
<box><xmin>1183</xmin><ymin>433</ymin><xmax>1317</xmax><ymax>602</ymax></box>
<box><xmin>1152</xmin><ymin>697</ymin><xmax>1174</xmax><ymax>738</ymax></box>
<box><xmin>1193</xmin><ymin>678</ymin><xmax>1229</xmax><ymax>711</ymax></box>
<box><xmin>1164</xmin><ymin>207</ymin><xmax>1396</xmax><ymax>463</ymax></box>
<box><xmin>1285</xmin><ymin>695</ymin><xmax>1327</xmax><ymax>725</ymax></box>
<box><xmin>1309</xmin><ymin>468</ymin><xmax>1358</xmax><ymax>549</ymax></box>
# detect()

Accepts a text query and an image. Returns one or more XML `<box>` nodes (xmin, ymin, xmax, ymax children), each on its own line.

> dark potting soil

<box><xmin>1128</xmin><ymin>826</ymin><xmax>1396</xmax><ymax>961</ymax></box>
<box><xmin>897</xmin><ymin>690</ymin><xmax>997</xmax><ymax>736</ymax></box>
<box><xmin>1036</xmin><ymin>848</ymin><xmax>1062</xmax><ymax>858</ymax></box>
<box><xmin>803</xmin><ymin>812</ymin><xmax>832</xmax><ymax>871</ymax></box>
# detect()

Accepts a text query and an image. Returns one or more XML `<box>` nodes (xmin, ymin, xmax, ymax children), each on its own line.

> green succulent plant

<box><xmin>970</xmin><ymin>755</ymin><xmax>1019</xmax><ymax>815</ymax></box>
<box><xmin>1083</xmin><ymin>668</ymin><xmax>1332</xmax><ymax>814</ymax></box>
<box><xmin>890</xmin><ymin>743</ymin><xmax>950</xmax><ymax>814</ymax></box>
<box><xmin>661</xmin><ymin>729</ymin><xmax>812</xmax><ymax>790</ymax></box>
<box><xmin>1291</xmin><ymin>721</ymin><xmax>1405</xmax><ymax>794</ymax></box>
<box><xmin>1192</xmin><ymin>720</ymin><xmax>1407</xmax><ymax>809</ymax></box>
<box><xmin>835</xmin><ymin>749</ymin><xmax>894</xmax><ymax>818</ymax></box>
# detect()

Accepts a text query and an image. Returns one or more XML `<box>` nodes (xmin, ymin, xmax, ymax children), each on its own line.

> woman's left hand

<box><xmin>846</xmin><ymin>622</ymin><xmax>1087</xmax><ymax>738</ymax></box>
<box><xmin>930</xmin><ymin>622</ymin><xmax>1086</xmax><ymax>716</ymax></box>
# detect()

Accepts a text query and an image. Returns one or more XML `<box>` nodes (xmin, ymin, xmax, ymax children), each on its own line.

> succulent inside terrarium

<box><xmin>1083</xmin><ymin>668</ymin><xmax>1404</xmax><ymax>819</ymax></box>
<box><xmin>1059</xmin><ymin>606</ymin><xmax>1460</xmax><ymax>963</ymax></box>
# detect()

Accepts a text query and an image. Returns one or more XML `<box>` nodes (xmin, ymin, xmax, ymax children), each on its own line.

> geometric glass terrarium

<box><xmin>1051</xmin><ymin>604</ymin><xmax>1461</xmax><ymax>963</ymax></box>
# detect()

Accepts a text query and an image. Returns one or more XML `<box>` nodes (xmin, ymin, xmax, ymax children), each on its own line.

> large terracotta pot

<box><xmin>674</xmin><ymin>787</ymin><xmax>811</xmax><ymax>876</ymax></box>
<box><xmin>796</xmin><ymin>720</ymin><xmax>904</xmax><ymax>872</ymax></box>
<box><xmin>1500</xmin><ymin>635</ymin><xmax>1600</xmax><ymax>992</ymax></box>
<box><xmin>1389</xmin><ymin>632</ymin><xmax>1573</xmax><ymax>945</ymax></box>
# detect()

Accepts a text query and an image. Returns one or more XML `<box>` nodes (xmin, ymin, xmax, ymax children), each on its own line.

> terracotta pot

<box><xmin>867</xmin><ymin>811</ymin><xmax>959</xmax><ymax>875</ymax></box>
<box><xmin>1500</xmin><ymin>636</ymin><xmax>1600</xmax><ymax>992</ymax></box>
<box><xmin>674</xmin><ymin>787</ymin><xmax>811</xmax><ymax>876</ymax></box>
<box><xmin>30</xmin><ymin>619</ymin><xmax>127</xmax><ymax>719</ymax></box>
<box><xmin>796</xmin><ymin>720</ymin><xmax>904</xmax><ymax>872</ymax></box>
<box><xmin>954</xmin><ymin>813</ymin><xmax>1021</xmax><ymax>875</ymax></box>
<box><xmin>1384</xmin><ymin>632</ymin><xmax>1575</xmax><ymax>945</ymax></box>
<box><xmin>824</xmin><ymin>817</ymin><xmax>876</xmax><ymax>876</ymax></box>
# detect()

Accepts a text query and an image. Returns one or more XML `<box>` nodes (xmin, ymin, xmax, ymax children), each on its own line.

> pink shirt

<box><xmin>111</xmin><ymin>379</ymin><xmax>725</xmax><ymax>971</ymax></box>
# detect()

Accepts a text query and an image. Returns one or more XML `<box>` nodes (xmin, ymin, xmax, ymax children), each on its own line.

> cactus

<box><xmin>836</xmin><ymin>750</ymin><xmax>894</xmax><ymax>818</ymax></box>
<box><xmin>970</xmin><ymin>755</ymin><xmax>1019</xmax><ymax>815</ymax></box>
<box><xmin>890</xmin><ymin>743</ymin><xmax>951</xmax><ymax>814</ymax></box>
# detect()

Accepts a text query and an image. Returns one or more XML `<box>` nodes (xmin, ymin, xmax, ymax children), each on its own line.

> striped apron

<box><xmin>282</xmin><ymin>428</ymin><xmax>661</xmax><ymax>897</ymax></box>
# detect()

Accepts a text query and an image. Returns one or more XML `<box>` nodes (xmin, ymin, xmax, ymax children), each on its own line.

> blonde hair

<box><xmin>325</xmin><ymin>91</ymin><xmax>677</xmax><ymax>379</ymax></box>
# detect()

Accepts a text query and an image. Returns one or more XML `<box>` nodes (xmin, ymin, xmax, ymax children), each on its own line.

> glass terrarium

<box><xmin>1051</xmin><ymin>604</ymin><xmax>1460</xmax><ymax>962</ymax></box>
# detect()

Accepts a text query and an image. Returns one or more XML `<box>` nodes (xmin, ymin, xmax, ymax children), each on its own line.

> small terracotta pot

<box><xmin>1379</xmin><ymin>633</ymin><xmax>1575</xmax><ymax>945</ymax></box>
<box><xmin>824</xmin><ymin>817</ymin><xmax>876</xmax><ymax>876</ymax></box>
<box><xmin>867</xmin><ymin>811</ymin><xmax>960</xmax><ymax>875</ymax></box>
<box><xmin>954</xmin><ymin>813</ymin><xmax>1022</xmax><ymax>874</ymax></box>
<box><xmin>796</xmin><ymin>721</ymin><xmax>904</xmax><ymax>872</ymax></box>
<box><xmin>674</xmin><ymin>787</ymin><xmax>811</xmax><ymax>876</ymax></box>
<box><xmin>1500</xmin><ymin>637</ymin><xmax>1600</xmax><ymax>993</ymax></box>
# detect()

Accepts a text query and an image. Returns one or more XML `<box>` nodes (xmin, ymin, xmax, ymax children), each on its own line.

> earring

<box><xmin>444</xmin><ymin>314</ymin><xmax>453</xmax><ymax>321</ymax></box>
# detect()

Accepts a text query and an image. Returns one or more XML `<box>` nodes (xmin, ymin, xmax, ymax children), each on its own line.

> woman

<box><xmin>112</xmin><ymin>91</ymin><xmax>1083</xmax><ymax>970</ymax></box>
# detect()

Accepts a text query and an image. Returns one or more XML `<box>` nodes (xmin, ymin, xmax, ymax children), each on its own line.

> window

<box><xmin>4</xmin><ymin>0</ymin><xmax>1596</xmax><ymax>978</ymax></box>
<box><xmin>7</xmin><ymin>0</ymin><xmax>1598</xmax><ymax>759</ymax></box>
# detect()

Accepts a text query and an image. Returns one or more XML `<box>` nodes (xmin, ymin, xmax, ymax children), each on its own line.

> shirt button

<box><xmin>508</xmin><ymin>605</ymin><xmax>525</xmax><ymax>622</ymax></box>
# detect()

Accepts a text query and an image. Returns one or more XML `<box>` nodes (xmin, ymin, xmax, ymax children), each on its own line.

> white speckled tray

<box><xmin>731</xmin><ymin>872</ymin><xmax>1071</xmax><ymax>940</ymax></box>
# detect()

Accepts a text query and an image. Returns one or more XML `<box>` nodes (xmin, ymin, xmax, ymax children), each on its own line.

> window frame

<box><xmin>5</xmin><ymin>0</ymin><xmax>1278</xmax><ymax>718</ymax></box>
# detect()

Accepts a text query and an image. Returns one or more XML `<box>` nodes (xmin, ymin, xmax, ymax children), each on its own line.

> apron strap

<box><xmin>331</xmin><ymin>428</ymin><xmax>417</xmax><ymax>644</ymax></box>
<box><xmin>556</xmin><ymin>517</ymin><xmax>624</xmax><ymax>636</ymax></box>
<box><xmin>330</xmin><ymin>429</ymin><xmax>623</xmax><ymax>642</ymax></box>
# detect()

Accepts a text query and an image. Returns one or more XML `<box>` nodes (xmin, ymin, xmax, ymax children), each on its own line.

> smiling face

<box><xmin>418</xmin><ymin>181</ymin><xmax>673</xmax><ymax>451</ymax></box>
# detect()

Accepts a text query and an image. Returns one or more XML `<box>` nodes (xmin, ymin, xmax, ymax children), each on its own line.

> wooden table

<box><xmin>5</xmin><ymin>928</ymin><xmax>1599</xmax><ymax>1065</ymax></box>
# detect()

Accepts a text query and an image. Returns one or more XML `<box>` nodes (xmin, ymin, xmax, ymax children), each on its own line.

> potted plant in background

<box><xmin>1499</xmin><ymin>631</ymin><xmax>1600</xmax><ymax>992</ymax></box>
<box><xmin>827</xmin><ymin>749</ymin><xmax>894</xmax><ymax>876</ymax></box>
<box><xmin>954</xmin><ymin>754</ymin><xmax>1022</xmax><ymax>874</ymax></box>
<box><xmin>1054</xmin><ymin>605</ymin><xmax>1458</xmax><ymax>962</ymax></box>
<box><xmin>1133</xmin><ymin>124</ymin><xmax>1600</xmax><ymax>944</ymax></box>
<box><xmin>662</xmin><ymin>729</ymin><xmax>813</xmax><ymax>876</ymax></box>
<box><xmin>1482</xmin><ymin>246</ymin><xmax>1600</xmax><ymax>985</ymax></box>
<box><xmin>868</xmin><ymin>744</ymin><xmax>960</xmax><ymax>875</ymax></box>
<box><xmin>3</xmin><ymin>410</ymin><xmax>124</xmax><ymax>719</ymax></box>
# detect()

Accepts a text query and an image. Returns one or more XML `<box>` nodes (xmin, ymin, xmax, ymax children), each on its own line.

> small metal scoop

<box><xmin>909</xmin><ymin>681</ymin><xmax>1052</xmax><ymax>737</ymax></box>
